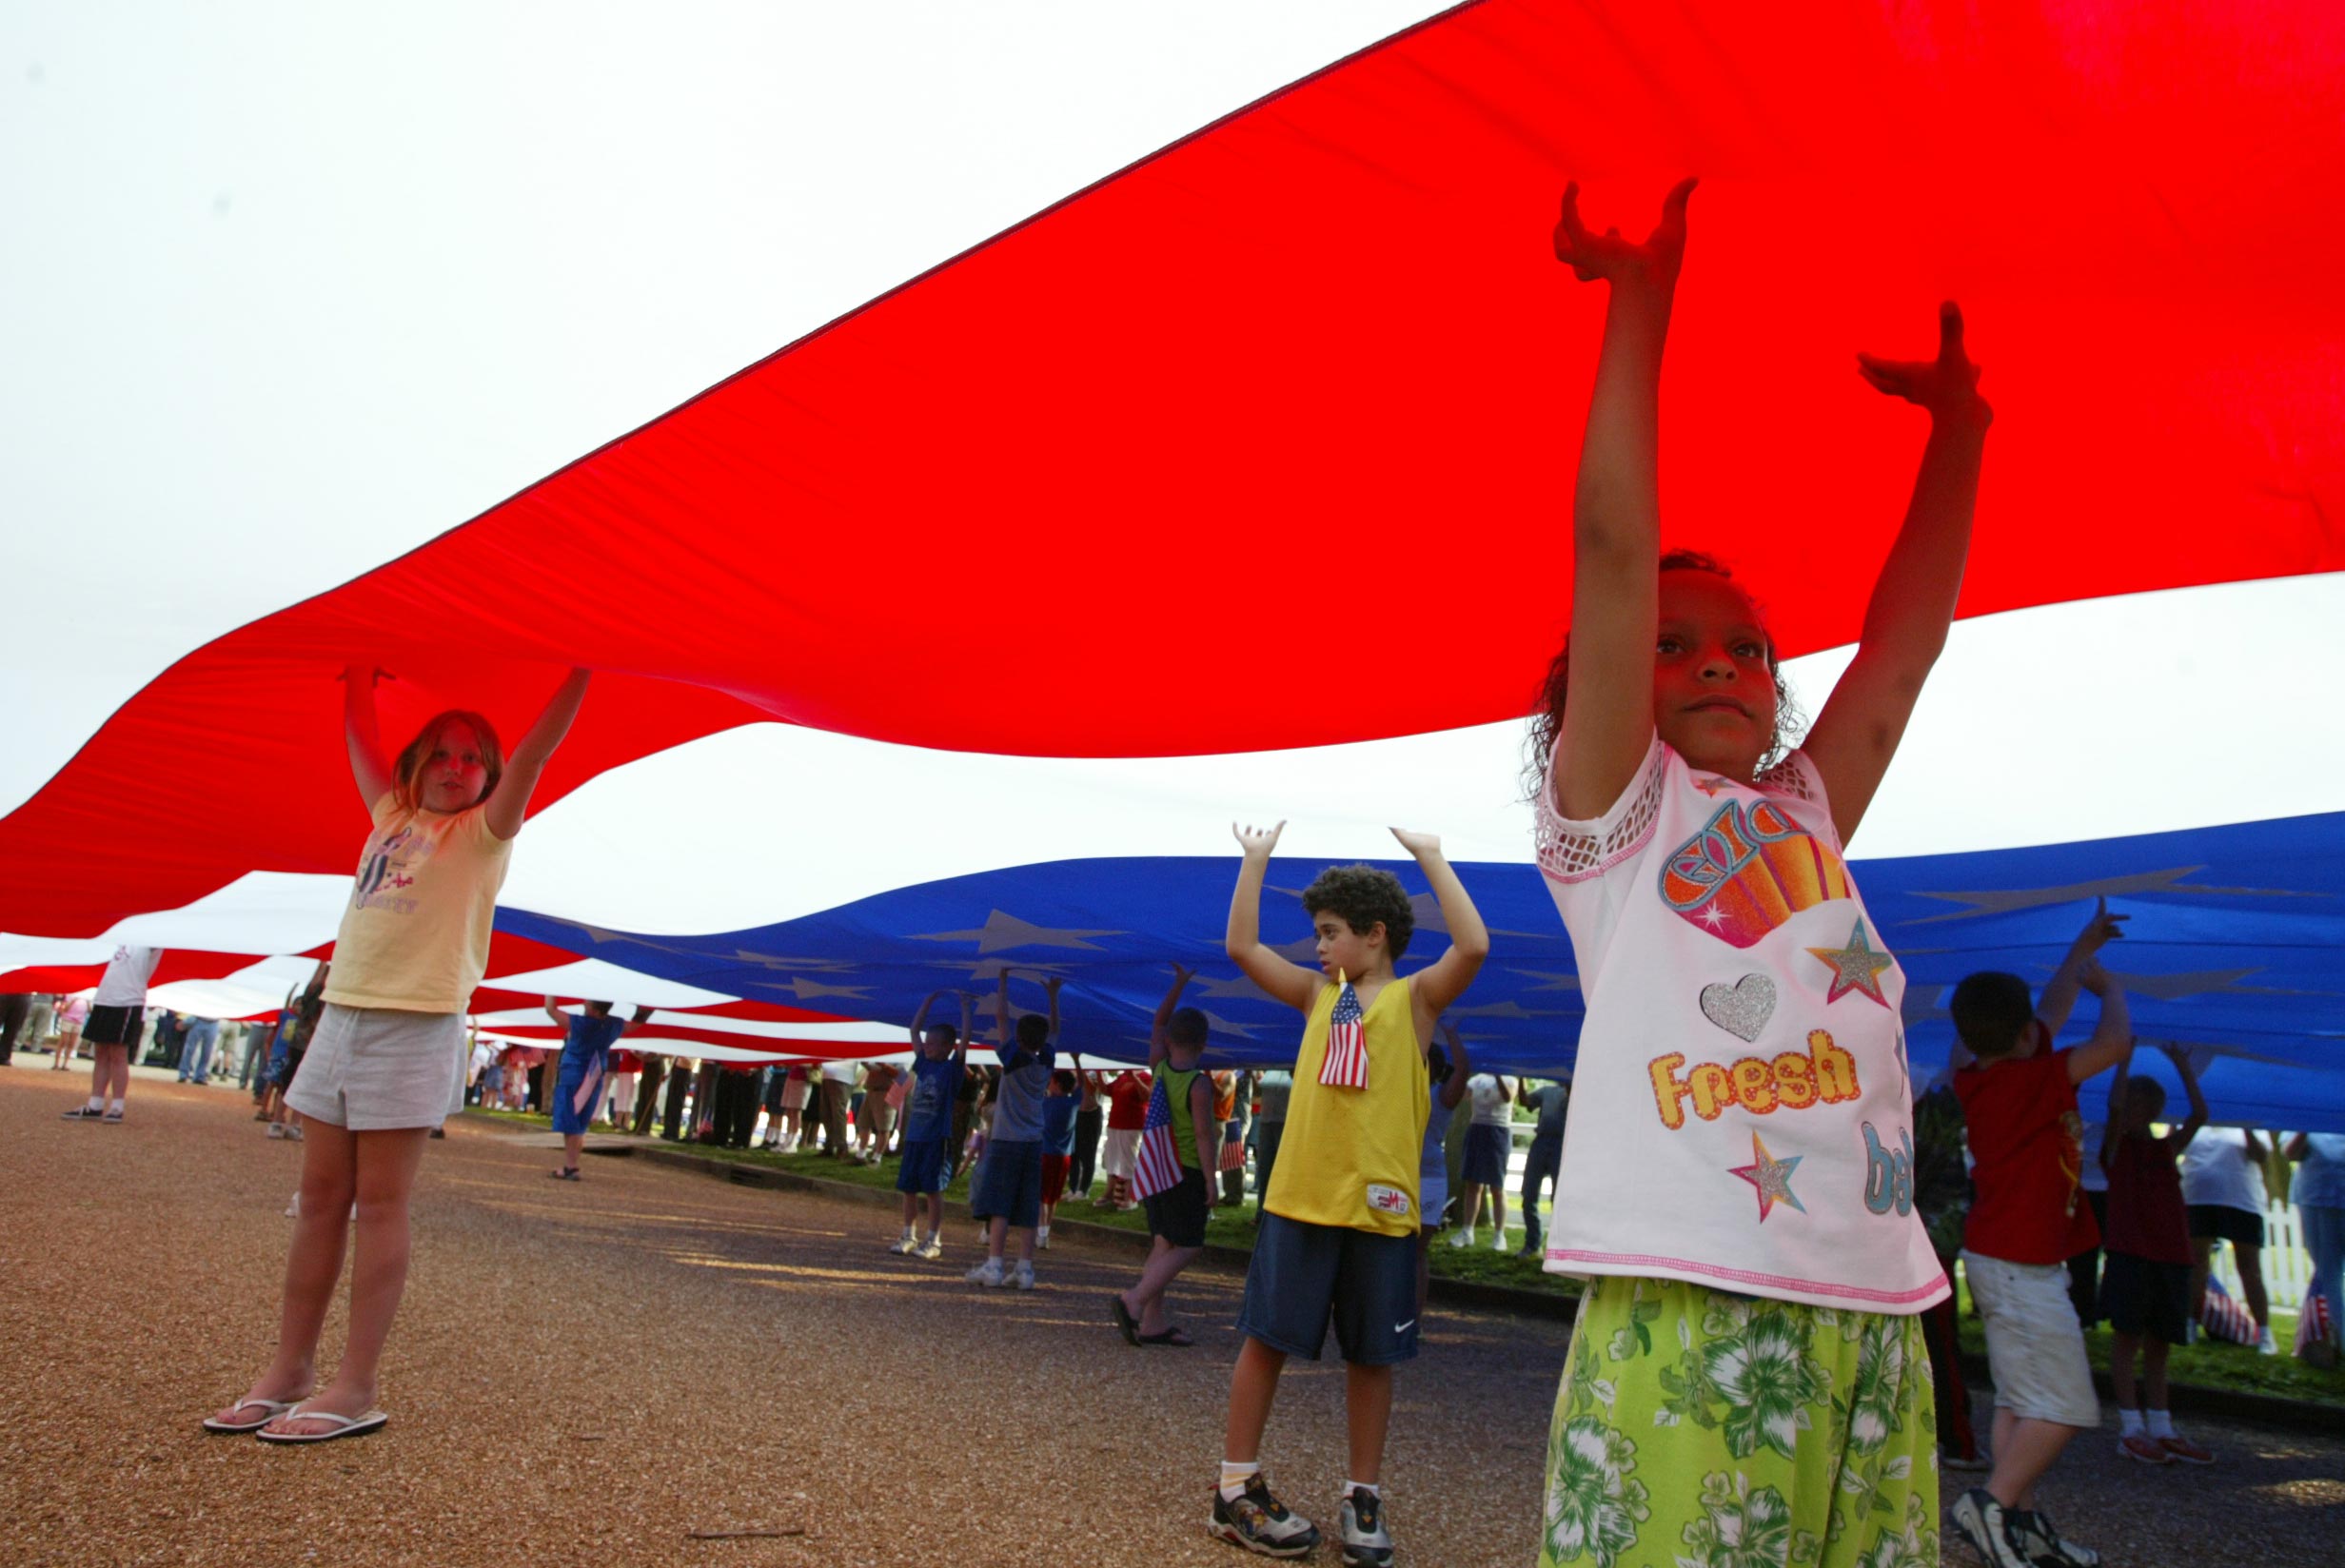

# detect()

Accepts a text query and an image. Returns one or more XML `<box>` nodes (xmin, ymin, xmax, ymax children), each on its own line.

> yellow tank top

<box><xmin>1264</xmin><ymin>977</ymin><xmax>1429</xmax><ymax>1237</ymax></box>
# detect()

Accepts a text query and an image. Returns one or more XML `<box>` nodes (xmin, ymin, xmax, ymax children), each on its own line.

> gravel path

<box><xmin>4</xmin><ymin>1068</ymin><xmax>2337</xmax><ymax>1567</ymax></box>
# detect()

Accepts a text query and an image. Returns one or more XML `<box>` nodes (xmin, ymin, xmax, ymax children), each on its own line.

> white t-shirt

<box><xmin>1534</xmin><ymin>739</ymin><xmax>1945</xmax><ymax>1314</ymax></box>
<box><xmin>1468</xmin><ymin>1074</ymin><xmax>1513</xmax><ymax>1127</ymax></box>
<box><xmin>92</xmin><ymin>945</ymin><xmax>162</xmax><ymax>1009</ymax></box>
<box><xmin>819</xmin><ymin>1059</ymin><xmax>860</xmax><ymax>1086</ymax></box>
<box><xmin>2179</xmin><ymin>1127</ymin><xmax>2268</xmax><ymax>1214</ymax></box>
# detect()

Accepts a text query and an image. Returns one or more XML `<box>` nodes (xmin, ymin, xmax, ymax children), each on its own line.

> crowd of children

<box><xmin>148</xmin><ymin>179</ymin><xmax>2330</xmax><ymax>1568</ymax></box>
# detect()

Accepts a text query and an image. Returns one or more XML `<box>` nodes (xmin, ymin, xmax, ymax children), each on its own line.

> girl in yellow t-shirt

<box><xmin>206</xmin><ymin>664</ymin><xmax>592</xmax><ymax>1444</ymax></box>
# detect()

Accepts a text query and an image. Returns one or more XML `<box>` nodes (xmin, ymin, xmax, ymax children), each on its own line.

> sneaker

<box><xmin>1446</xmin><ymin>1228</ymin><xmax>1472</xmax><ymax>1249</ymax></box>
<box><xmin>1012</xmin><ymin>1260</ymin><xmax>1036</xmax><ymax>1290</ymax></box>
<box><xmin>60</xmin><ymin>1106</ymin><xmax>106</xmax><ymax>1121</ymax></box>
<box><xmin>965</xmin><ymin>1258</ymin><xmax>1004</xmax><ymax>1287</ymax></box>
<box><xmin>1037</xmin><ymin>1225</ymin><xmax>1051</xmax><ymax>1249</ymax></box>
<box><xmin>1942</xmin><ymin>1447</ymin><xmax>1993</xmax><ymax>1472</ymax></box>
<box><xmin>100</xmin><ymin>1108</ymin><xmax>124</xmax><ymax>1123</ymax></box>
<box><xmin>2010</xmin><ymin>1507</ymin><xmax>2099</xmax><ymax>1568</ymax></box>
<box><xmin>2158</xmin><ymin>1432</ymin><xmax>2217</xmax><ymax>1465</ymax></box>
<box><xmin>1489</xmin><ymin>1231</ymin><xmax>1509</xmax><ymax>1252</ymax></box>
<box><xmin>2118</xmin><ymin>1432</ymin><xmax>2172</xmax><ymax>1465</ymax></box>
<box><xmin>2256</xmin><ymin>1325</ymin><xmax>2279</xmax><ymax>1355</ymax></box>
<box><xmin>1208</xmin><ymin>1474</ymin><xmax>1320</xmax><ymax>1558</ymax></box>
<box><xmin>1339</xmin><ymin>1486</ymin><xmax>1393</xmax><ymax>1567</ymax></box>
<box><xmin>886</xmin><ymin>1234</ymin><xmax>917</xmax><ymax>1255</ymax></box>
<box><xmin>1949</xmin><ymin>1489</ymin><xmax>2033</xmax><ymax>1568</ymax></box>
<box><xmin>266</xmin><ymin>1122</ymin><xmax>287</xmax><ymax>1139</ymax></box>
<box><xmin>916</xmin><ymin>1236</ymin><xmax>943</xmax><ymax>1261</ymax></box>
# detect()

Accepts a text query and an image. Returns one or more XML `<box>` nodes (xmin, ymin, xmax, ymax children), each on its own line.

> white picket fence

<box><xmin>2208</xmin><ymin>1198</ymin><xmax>2313</xmax><ymax>1307</ymax></box>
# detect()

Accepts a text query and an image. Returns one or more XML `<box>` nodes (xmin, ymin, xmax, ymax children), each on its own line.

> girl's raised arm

<box><xmin>1549</xmin><ymin>179</ymin><xmax>1694</xmax><ymax>821</ymax></box>
<box><xmin>485</xmin><ymin>668</ymin><xmax>591</xmax><ymax>841</ymax></box>
<box><xmin>342</xmin><ymin>664</ymin><xmax>392</xmax><ymax>810</ymax></box>
<box><xmin>1803</xmin><ymin>304</ymin><xmax>1991</xmax><ymax>843</ymax></box>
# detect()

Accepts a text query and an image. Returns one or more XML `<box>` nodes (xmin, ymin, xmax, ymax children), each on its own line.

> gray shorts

<box><xmin>285</xmin><ymin>1004</ymin><xmax>465</xmax><ymax>1130</ymax></box>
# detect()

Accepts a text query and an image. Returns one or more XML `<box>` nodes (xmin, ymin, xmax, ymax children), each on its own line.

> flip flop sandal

<box><xmin>202</xmin><ymin>1398</ymin><xmax>304</xmax><ymax>1435</ymax></box>
<box><xmin>254</xmin><ymin>1405</ymin><xmax>389</xmax><ymax>1445</ymax></box>
<box><xmin>550</xmin><ymin>1167</ymin><xmax>581</xmax><ymax>1181</ymax></box>
<box><xmin>1137</xmin><ymin>1327</ymin><xmax>1195</xmax><ymax>1347</ymax></box>
<box><xmin>1109</xmin><ymin>1294</ymin><xmax>1141</xmax><ymax>1347</ymax></box>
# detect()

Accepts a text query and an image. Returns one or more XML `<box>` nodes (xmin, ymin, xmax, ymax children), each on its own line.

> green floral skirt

<box><xmin>1539</xmin><ymin>1276</ymin><xmax>1940</xmax><ymax>1568</ymax></box>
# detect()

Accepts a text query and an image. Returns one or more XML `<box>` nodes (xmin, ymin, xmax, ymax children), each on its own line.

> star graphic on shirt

<box><xmin>907</xmin><ymin>910</ymin><xmax>1125</xmax><ymax>953</ymax></box>
<box><xmin>1805</xmin><ymin>919</ymin><xmax>1896</xmax><ymax>1008</ymax></box>
<box><xmin>1728</xmin><ymin>1132</ymin><xmax>1805</xmax><ymax>1222</ymax></box>
<box><xmin>1695</xmin><ymin>904</ymin><xmax>1728</xmax><ymax>931</ymax></box>
<box><xmin>1692</xmin><ymin>774</ymin><xmax>1739</xmax><ymax>797</ymax></box>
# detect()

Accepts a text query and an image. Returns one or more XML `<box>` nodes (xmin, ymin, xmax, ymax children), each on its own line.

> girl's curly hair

<box><xmin>1521</xmin><ymin>550</ymin><xmax>1803</xmax><ymax>801</ymax></box>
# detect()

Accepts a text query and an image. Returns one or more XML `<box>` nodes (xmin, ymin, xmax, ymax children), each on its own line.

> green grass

<box><xmin>1951</xmin><ymin>1280</ymin><xmax>2344</xmax><ymax>1408</ymax></box>
<box><xmin>464</xmin><ymin>1112</ymin><xmax>2340</xmax><ymax>1398</ymax></box>
<box><xmin>482</xmin><ymin>1112</ymin><xmax>1581</xmax><ymax>1297</ymax></box>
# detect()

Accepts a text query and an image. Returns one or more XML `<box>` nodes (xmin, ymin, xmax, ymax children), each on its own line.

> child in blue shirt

<box><xmin>965</xmin><ymin>970</ymin><xmax>1061</xmax><ymax>1290</ymax></box>
<box><xmin>1038</xmin><ymin>1069</ymin><xmax>1082</xmax><ymax>1249</ymax></box>
<box><xmin>891</xmin><ymin>990</ymin><xmax>971</xmax><ymax>1259</ymax></box>
<box><xmin>544</xmin><ymin>997</ymin><xmax>652</xmax><ymax>1181</ymax></box>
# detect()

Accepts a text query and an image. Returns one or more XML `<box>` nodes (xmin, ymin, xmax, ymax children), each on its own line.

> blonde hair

<box><xmin>391</xmin><ymin>710</ymin><xmax>504</xmax><ymax>813</ymax></box>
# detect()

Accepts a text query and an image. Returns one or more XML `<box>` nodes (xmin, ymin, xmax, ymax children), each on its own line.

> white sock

<box><xmin>106</xmin><ymin>1098</ymin><xmax>124</xmax><ymax>1114</ymax></box>
<box><xmin>1346</xmin><ymin>1479</ymin><xmax>1382</xmax><ymax>1499</ymax></box>
<box><xmin>2118</xmin><ymin>1409</ymin><xmax>2145</xmax><ymax>1437</ymax></box>
<box><xmin>900</xmin><ymin>1225</ymin><xmax>915</xmax><ymax>1240</ymax></box>
<box><xmin>85</xmin><ymin>1095</ymin><xmax>104</xmax><ymax>1111</ymax></box>
<box><xmin>1219</xmin><ymin>1460</ymin><xmax>1260</xmax><ymax>1501</ymax></box>
<box><xmin>2146</xmin><ymin>1408</ymin><xmax>2176</xmax><ymax>1439</ymax></box>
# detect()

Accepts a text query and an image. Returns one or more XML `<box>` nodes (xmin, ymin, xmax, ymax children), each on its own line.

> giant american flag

<box><xmin>1131</xmin><ymin>1076</ymin><xmax>1184</xmax><ymax>1201</ymax></box>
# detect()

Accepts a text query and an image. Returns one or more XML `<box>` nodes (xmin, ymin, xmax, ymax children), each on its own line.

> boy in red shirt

<box><xmin>2099</xmin><ymin>1042</ymin><xmax>2216</xmax><ymax>1464</ymax></box>
<box><xmin>1949</xmin><ymin>900</ymin><xmax>2130</xmax><ymax>1568</ymax></box>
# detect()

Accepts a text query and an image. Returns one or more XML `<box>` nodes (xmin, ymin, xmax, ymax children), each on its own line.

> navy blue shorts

<box><xmin>971</xmin><ymin>1139</ymin><xmax>1043</xmax><ymax>1228</ymax></box>
<box><xmin>1145</xmin><ymin>1166</ymin><xmax>1211</xmax><ymax>1248</ymax></box>
<box><xmin>1462</xmin><ymin>1123</ymin><xmax>1511</xmax><ymax>1186</ymax></box>
<box><xmin>896</xmin><ymin>1137</ymin><xmax>949</xmax><ymax>1194</ymax></box>
<box><xmin>1237</xmin><ymin>1212</ymin><xmax>1420</xmax><ymax>1365</ymax></box>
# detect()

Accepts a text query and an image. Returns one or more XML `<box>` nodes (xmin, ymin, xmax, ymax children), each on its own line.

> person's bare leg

<box><xmin>1986</xmin><ymin>1415</ymin><xmax>2078</xmax><ymax>1512</ymax></box>
<box><xmin>1125</xmin><ymin>1240</ymin><xmax>1203</xmax><ymax>1335</ymax></box>
<box><xmin>2109</xmin><ymin>1330</ymin><xmax>2141</xmax><ymax>1413</ymax></box>
<box><xmin>266</xmin><ymin>1127</ymin><xmax>430</xmax><ymax>1434</ymax></box>
<box><xmin>211</xmin><ymin>1119</ymin><xmax>358</xmax><ymax>1422</ymax></box>
<box><xmin>1014</xmin><ymin>1225</ymin><xmax>1036</xmax><ymax>1264</ymax></box>
<box><xmin>87</xmin><ymin>1044</ymin><xmax>121</xmax><ymax>1104</ymax></box>
<box><xmin>1345</xmin><ymin>1362</ymin><xmax>1395</xmax><ymax>1487</ymax></box>
<box><xmin>2143</xmin><ymin>1336</ymin><xmax>2172</xmax><ymax>1410</ymax></box>
<box><xmin>987</xmin><ymin>1215</ymin><xmax>1009</xmax><ymax>1262</ymax></box>
<box><xmin>2187</xmin><ymin>1237</ymin><xmax>2214</xmax><ymax>1320</ymax></box>
<box><xmin>1415</xmin><ymin>1229</ymin><xmax>1433</xmax><ymax>1313</ymax></box>
<box><xmin>2236</xmin><ymin>1243</ymin><xmax>2269</xmax><ymax>1330</ymax></box>
<box><xmin>1224</xmin><ymin>1338</ymin><xmax>1288</xmax><ymax>1463</ymax></box>
<box><xmin>1491</xmin><ymin>1182</ymin><xmax>1508</xmax><ymax>1241</ymax></box>
<box><xmin>561</xmin><ymin>1131</ymin><xmax>583</xmax><ymax>1172</ymax></box>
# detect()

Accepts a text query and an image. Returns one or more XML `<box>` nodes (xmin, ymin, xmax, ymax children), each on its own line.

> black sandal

<box><xmin>1137</xmin><ymin>1326</ymin><xmax>1195</xmax><ymax>1347</ymax></box>
<box><xmin>550</xmin><ymin>1167</ymin><xmax>581</xmax><ymax>1181</ymax></box>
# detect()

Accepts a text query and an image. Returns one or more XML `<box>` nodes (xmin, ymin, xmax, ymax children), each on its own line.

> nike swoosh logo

<box><xmin>1392</xmin><ymin>1319</ymin><xmax>1415</xmax><ymax>1334</ymax></box>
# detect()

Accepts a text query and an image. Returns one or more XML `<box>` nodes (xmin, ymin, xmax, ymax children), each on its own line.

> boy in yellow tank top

<box><xmin>1211</xmin><ymin>822</ymin><xmax>1489</xmax><ymax>1566</ymax></box>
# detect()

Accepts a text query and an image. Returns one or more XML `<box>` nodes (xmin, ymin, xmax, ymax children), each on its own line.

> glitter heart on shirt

<box><xmin>1699</xmin><ymin>974</ymin><xmax>1777</xmax><ymax>1043</ymax></box>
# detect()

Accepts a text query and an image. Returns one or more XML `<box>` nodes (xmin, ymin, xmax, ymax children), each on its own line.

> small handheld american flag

<box><xmin>1218</xmin><ymin>1131</ymin><xmax>1246</xmax><ymax>1172</ymax></box>
<box><xmin>1318</xmin><ymin>970</ymin><xmax>1370</xmax><ymax>1089</ymax></box>
<box><xmin>1131</xmin><ymin>1077</ymin><xmax>1183</xmax><ymax>1201</ymax></box>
